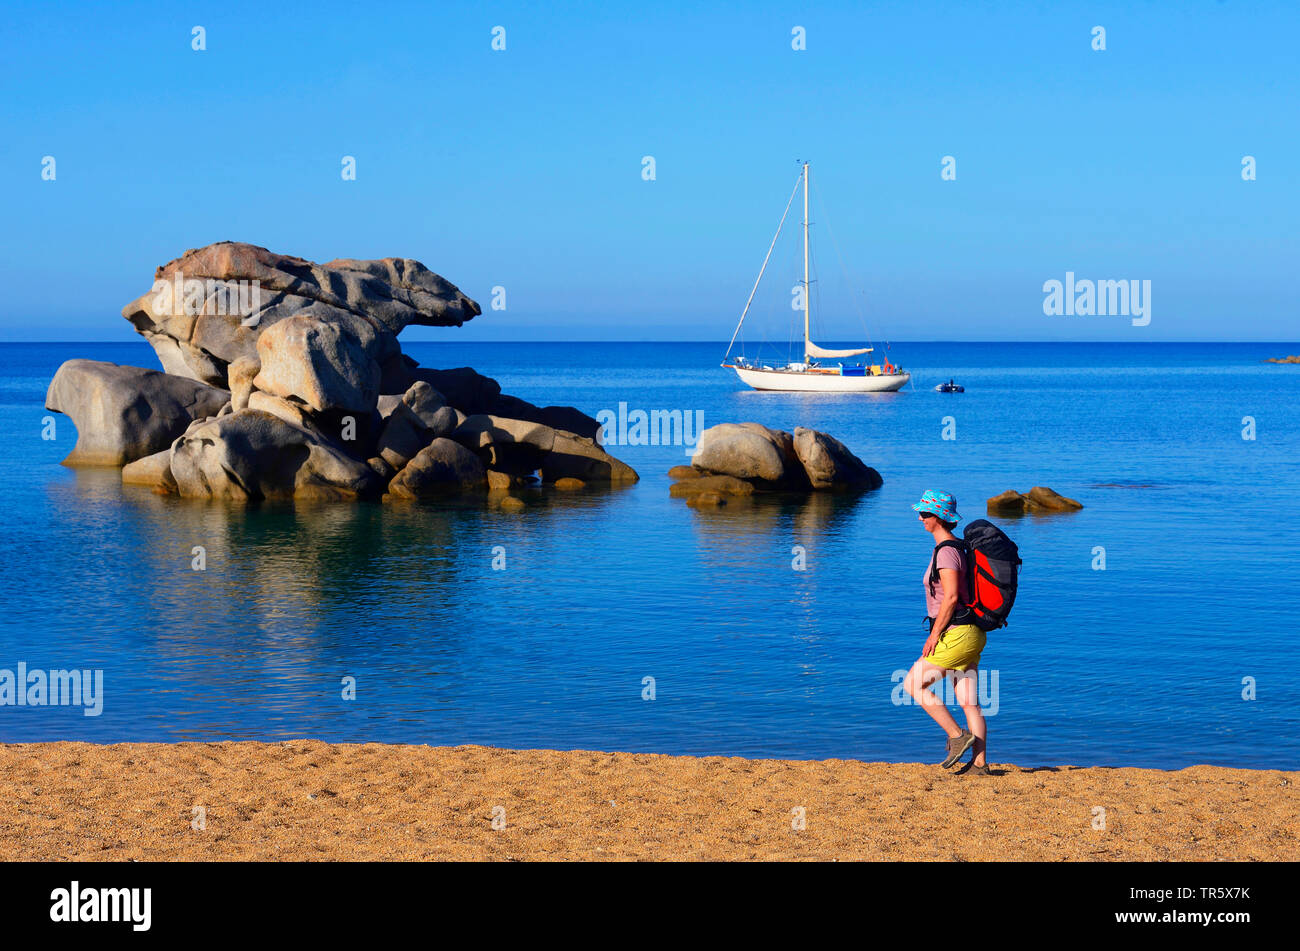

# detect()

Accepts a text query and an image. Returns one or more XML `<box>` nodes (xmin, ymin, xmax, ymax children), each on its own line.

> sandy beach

<box><xmin>0</xmin><ymin>741</ymin><xmax>1293</xmax><ymax>861</ymax></box>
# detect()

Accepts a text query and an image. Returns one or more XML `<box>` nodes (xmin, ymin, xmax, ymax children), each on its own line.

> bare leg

<box><xmin>954</xmin><ymin>667</ymin><xmax>986</xmax><ymax>766</ymax></box>
<box><xmin>902</xmin><ymin>658</ymin><xmax>961</xmax><ymax>738</ymax></box>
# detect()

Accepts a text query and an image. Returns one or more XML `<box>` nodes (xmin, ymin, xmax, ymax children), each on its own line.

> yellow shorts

<box><xmin>926</xmin><ymin>623</ymin><xmax>986</xmax><ymax>671</ymax></box>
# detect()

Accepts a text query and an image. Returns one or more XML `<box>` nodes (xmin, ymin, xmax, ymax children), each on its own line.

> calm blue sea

<box><xmin>1</xmin><ymin>340</ymin><xmax>1298</xmax><ymax>770</ymax></box>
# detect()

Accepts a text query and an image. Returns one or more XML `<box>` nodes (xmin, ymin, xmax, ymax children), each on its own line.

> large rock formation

<box><xmin>45</xmin><ymin>360</ymin><xmax>229</xmax><ymax>466</ymax></box>
<box><xmin>672</xmin><ymin>422</ymin><xmax>881</xmax><ymax>497</ymax></box>
<box><xmin>121</xmin><ymin>242</ymin><xmax>479</xmax><ymax>387</ymax></box>
<box><xmin>46</xmin><ymin>242</ymin><xmax>637</xmax><ymax>501</ymax></box>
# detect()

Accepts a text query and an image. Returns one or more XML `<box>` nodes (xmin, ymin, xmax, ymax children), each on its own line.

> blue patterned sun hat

<box><xmin>911</xmin><ymin>489</ymin><xmax>961</xmax><ymax>524</ymax></box>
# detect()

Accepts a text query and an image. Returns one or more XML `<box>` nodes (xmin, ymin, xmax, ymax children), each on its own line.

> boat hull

<box><xmin>732</xmin><ymin>365</ymin><xmax>910</xmax><ymax>392</ymax></box>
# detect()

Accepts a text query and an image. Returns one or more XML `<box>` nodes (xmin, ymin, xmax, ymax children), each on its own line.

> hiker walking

<box><xmin>901</xmin><ymin>490</ymin><xmax>991</xmax><ymax>774</ymax></box>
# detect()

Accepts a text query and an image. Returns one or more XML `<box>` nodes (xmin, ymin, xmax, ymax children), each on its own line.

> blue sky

<box><xmin>2</xmin><ymin>1</ymin><xmax>1296</xmax><ymax>342</ymax></box>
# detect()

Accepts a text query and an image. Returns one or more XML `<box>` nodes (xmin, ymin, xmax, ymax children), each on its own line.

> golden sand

<box><xmin>0</xmin><ymin>741</ymin><xmax>1293</xmax><ymax>861</ymax></box>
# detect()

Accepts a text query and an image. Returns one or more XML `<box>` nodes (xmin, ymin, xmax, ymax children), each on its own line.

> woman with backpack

<box><xmin>901</xmin><ymin>490</ymin><xmax>991</xmax><ymax>775</ymax></box>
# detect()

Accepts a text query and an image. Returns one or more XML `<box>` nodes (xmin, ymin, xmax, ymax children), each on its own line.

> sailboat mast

<box><xmin>802</xmin><ymin>162</ymin><xmax>810</xmax><ymax>363</ymax></box>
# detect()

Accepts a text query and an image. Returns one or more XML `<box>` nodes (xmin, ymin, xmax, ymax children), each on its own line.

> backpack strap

<box><xmin>928</xmin><ymin>539</ymin><xmax>967</xmax><ymax>587</ymax></box>
<box><xmin>929</xmin><ymin>540</ymin><xmax>975</xmax><ymax>626</ymax></box>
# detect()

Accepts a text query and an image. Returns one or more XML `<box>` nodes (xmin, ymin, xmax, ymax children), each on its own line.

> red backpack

<box><xmin>928</xmin><ymin>519</ymin><xmax>1021</xmax><ymax>631</ymax></box>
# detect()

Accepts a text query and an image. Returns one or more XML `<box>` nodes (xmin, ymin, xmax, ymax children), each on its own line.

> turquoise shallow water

<box><xmin>1</xmin><ymin>340</ymin><xmax>1298</xmax><ymax>769</ymax></box>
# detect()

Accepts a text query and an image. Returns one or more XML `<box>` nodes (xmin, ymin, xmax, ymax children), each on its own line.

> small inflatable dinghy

<box><xmin>934</xmin><ymin>380</ymin><xmax>964</xmax><ymax>393</ymax></box>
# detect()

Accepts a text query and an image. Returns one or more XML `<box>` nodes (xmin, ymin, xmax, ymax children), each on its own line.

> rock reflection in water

<box><xmin>45</xmin><ymin>469</ymin><xmax>635</xmax><ymax>735</ymax></box>
<box><xmin>681</xmin><ymin>490</ymin><xmax>875</xmax><ymax>652</ymax></box>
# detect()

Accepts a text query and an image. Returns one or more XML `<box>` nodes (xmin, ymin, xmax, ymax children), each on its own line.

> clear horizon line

<box><xmin>3</xmin><ymin>338</ymin><xmax>1298</xmax><ymax>346</ymax></box>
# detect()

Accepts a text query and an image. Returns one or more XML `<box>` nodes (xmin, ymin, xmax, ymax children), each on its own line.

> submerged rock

<box><xmin>987</xmin><ymin>486</ymin><xmax>1083</xmax><ymax>515</ymax></box>
<box><xmin>1025</xmin><ymin>486</ymin><xmax>1083</xmax><ymax>512</ymax></box>
<box><xmin>687</xmin><ymin>491</ymin><xmax>727</xmax><ymax>508</ymax></box>
<box><xmin>45</xmin><ymin>360</ymin><xmax>229</xmax><ymax>467</ymax></box>
<box><xmin>668</xmin><ymin>474</ymin><xmax>755</xmax><ymax>498</ymax></box>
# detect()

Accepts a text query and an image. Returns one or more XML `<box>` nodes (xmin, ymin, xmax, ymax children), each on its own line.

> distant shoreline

<box><xmin>2</xmin><ymin>741</ymin><xmax>1293</xmax><ymax>861</ymax></box>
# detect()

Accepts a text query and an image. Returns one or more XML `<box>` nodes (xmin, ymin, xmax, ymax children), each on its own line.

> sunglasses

<box><xmin>917</xmin><ymin>510</ymin><xmax>937</xmax><ymax>519</ymax></box>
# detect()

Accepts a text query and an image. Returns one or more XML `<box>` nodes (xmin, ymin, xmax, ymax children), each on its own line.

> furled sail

<box><xmin>805</xmin><ymin>341</ymin><xmax>873</xmax><ymax>359</ymax></box>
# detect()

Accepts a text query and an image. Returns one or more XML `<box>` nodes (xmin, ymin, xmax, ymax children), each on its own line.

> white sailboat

<box><xmin>722</xmin><ymin>162</ymin><xmax>910</xmax><ymax>393</ymax></box>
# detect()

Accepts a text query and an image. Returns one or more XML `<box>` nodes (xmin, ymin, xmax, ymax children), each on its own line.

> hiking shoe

<box><xmin>967</xmin><ymin>762</ymin><xmax>992</xmax><ymax>776</ymax></box>
<box><xmin>941</xmin><ymin>729</ymin><xmax>975</xmax><ymax>768</ymax></box>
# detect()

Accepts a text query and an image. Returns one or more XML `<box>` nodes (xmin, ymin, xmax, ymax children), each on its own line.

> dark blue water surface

<box><xmin>1</xmin><ymin>340</ymin><xmax>1298</xmax><ymax>769</ymax></box>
